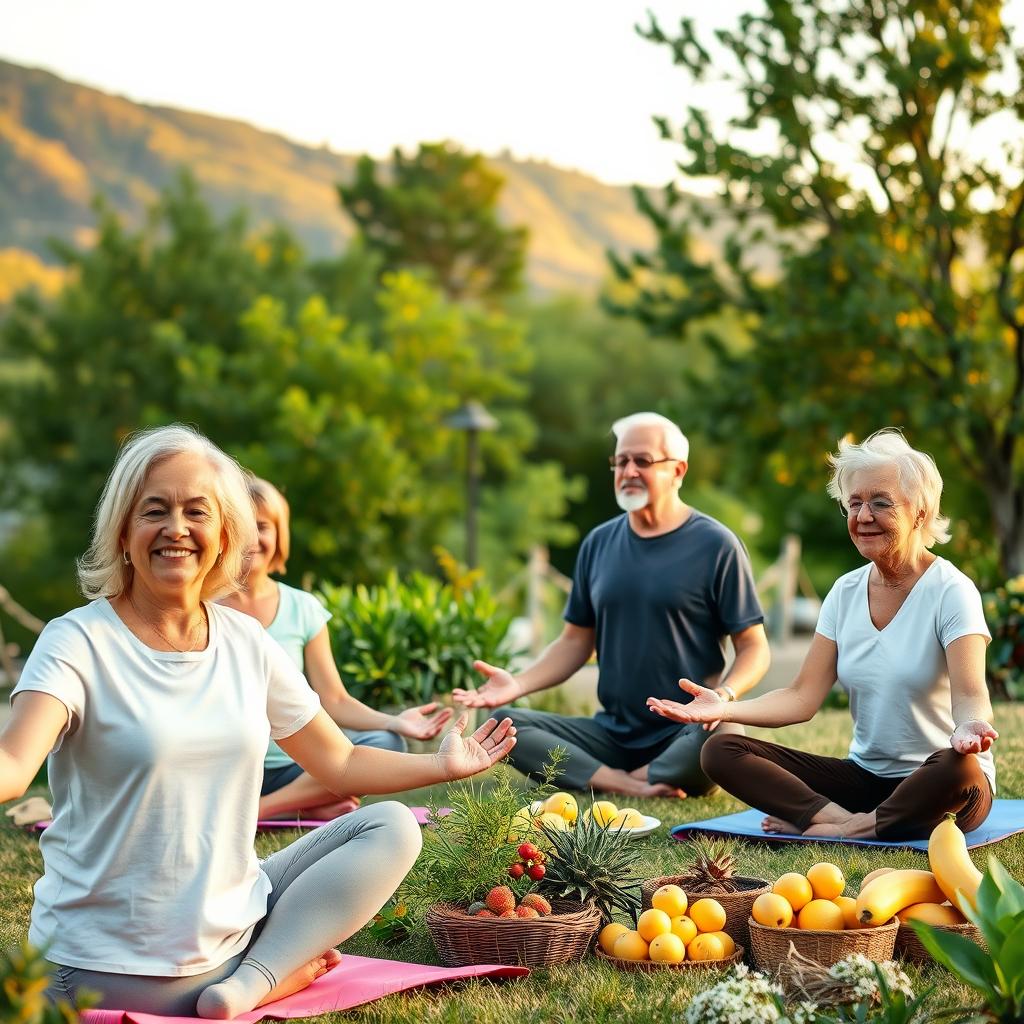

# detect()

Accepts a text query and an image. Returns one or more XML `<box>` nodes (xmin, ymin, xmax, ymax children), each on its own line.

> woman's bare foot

<box><xmin>762</xmin><ymin>815</ymin><xmax>801</xmax><ymax>834</ymax></box>
<box><xmin>802</xmin><ymin>811</ymin><xmax>876</xmax><ymax>839</ymax></box>
<box><xmin>257</xmin><ymin>948</ymin><xmax>343</xmax><ymax>1008</ymax></box>
<box><xmin>262</xmin><ymin>797</ymin><xmax>361</xmax><ymax>821</ymax></box>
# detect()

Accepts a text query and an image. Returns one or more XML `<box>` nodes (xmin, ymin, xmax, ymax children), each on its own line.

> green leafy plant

<box><xmin>983</xmin><ymin>578</ymin><xmax>1024</xmax><ymax>700</ymax></box>
<box><xmin>394</xmin><ymin>757</ymin><xmax>562</xmax><ymax>928</ymax></box>
<box><xmin>0</xmin><ymin>942</ymin><xmax>97</xmax><ymax>1023</ymax></box>
<box><xmin>536</xmin><ymin>812</ymin><xmax>644</xmax><ymax>922</ymax></box>
<box><xmin>365</xmin><ymin>899</ymin><xmax>412</xmax><ymax>946</ymax></box>
<box><xmin>317</xmin><ymin>570</ymin><xmax>517</xmax><ymax>707</ymax></box>
<box><xmin>911</xmin><ymin>856</ymin><xmax>1024</xmax><ymax>1022</ymax></box>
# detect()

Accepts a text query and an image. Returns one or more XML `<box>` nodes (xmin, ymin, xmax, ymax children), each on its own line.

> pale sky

<box><xmin>0</xmin><ymin>0</ymin><xmax>756</xmax><ymax>186</ymax></box>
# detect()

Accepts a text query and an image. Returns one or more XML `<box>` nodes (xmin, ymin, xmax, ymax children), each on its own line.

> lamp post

<box><xmin>446</xmin><ymin>401</ymin><xmax>498</xmax><ymax>568</ymax></box>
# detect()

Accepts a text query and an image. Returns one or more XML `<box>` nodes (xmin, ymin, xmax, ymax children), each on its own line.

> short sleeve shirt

<box><xmin>262</xmin><ymin>584</ymin><xmax>332</xmax><ymax>768</ymax></box>
<box><xmin>816</xmin><ymin>557</ymin><xmax>995</xmax><ymax>790</ymax></box>
<box><xmin>11</xmin><ymin>599</ymin><xmax>321</xmax><ymax>975</ymax></box>
<box><xmin>564</xmin><ymin>511</ymin><xmax>764</xmax><ymax>747</ymax></box>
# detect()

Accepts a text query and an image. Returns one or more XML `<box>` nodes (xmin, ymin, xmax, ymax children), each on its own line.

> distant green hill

<box><xmin>0</xmin><ymin>59</ymin><xmax>661</xmax><ymax>294</ymax></box>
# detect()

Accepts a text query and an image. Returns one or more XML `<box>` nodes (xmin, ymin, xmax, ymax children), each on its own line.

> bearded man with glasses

<box><xmin>453</xmin><ymin>412</ymin><xmax>769</xmax><ymax>799</ymax></box>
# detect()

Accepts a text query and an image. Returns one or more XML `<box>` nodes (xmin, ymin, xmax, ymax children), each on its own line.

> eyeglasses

<box><xmin>608</xmin><ymin>454</ymin><xmax>680</xmax><ymax>471</ymax></box>
<box><xmin>841</xmin><ymin>499</ymin><xmax>899</xmax><ymax>517</ymax></box>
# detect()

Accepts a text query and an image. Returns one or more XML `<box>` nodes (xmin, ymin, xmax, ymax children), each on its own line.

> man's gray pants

<box><xmin>493</xmin><ymin>707</ymin><xmax>720</xmax><ymax>794</ymax></box>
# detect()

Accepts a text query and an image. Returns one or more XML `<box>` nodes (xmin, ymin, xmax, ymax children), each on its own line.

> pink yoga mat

<box><xmin>80</xmin><ymin>954</ymin><xmax>529</xmax><ymax>1024</ymax></box>
<box><xmin>34</xmin><ymin>807</ymin><xmax>451</xmax><ymax>832</ymax></box>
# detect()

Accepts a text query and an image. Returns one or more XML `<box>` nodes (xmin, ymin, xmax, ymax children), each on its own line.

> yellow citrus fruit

<box><xmin>797</xmin><ymin>898</ymin><xmax>846</xmax><ymax>931</ymax></box>
<box><xmin>648</xmin><ymin>932</ymin><xmax>686</xmax><ymax>964</ymax></box>
<box><xmin>612</xmin><ymin>930</ymin><xmax>650</xmax><ymax>961</ymax></box>
<box><xmin>807</xmin><ymin>862</ymin><xmax>846</xmax><ymax>901</ymax></box>
<box><xmin>506</xmin><ymin>805</ymin><xmax>535</xmax><ymax>842</ymax></box>
<box><xmin>704</xmin><ymin>930</ymin><xmax>736</xmax><ymax>956</ymax></box>
<box><xmin>773</xmin><ymin>872</ymin><xmax>814</xmax><ymax>912</ymax></box>
<box><xmin>610</xmin><ymin>808</ymin><xmax>646</xmax><ymax>829</ymax></box>
<box><xmin>544</xmin><ymin>792</ymin><xmax>578</xmax><ymax>823</ymax></box>
<box><xmin>637</xmin><ymin>908</ymin><xmax>673</xmax><ymax>942</ymax></box>
<box><xmin>751</xmin><ymin>892</ymin><xmax>794</xmax><ymax>928</ymax></box>
<box><xmin>859</xmin><ymin>867</ymin><xmax>895</xmax><ymax>893</ymax></box>
<box><xmin>687</xmin><ymin>933</ymin><xmax>726</xmax><ymax>961</ymax></box>
<box><xmin>834</xmin><ymin>895</ymin><xmax>859</xmax><ymax>929</ymax></box>
<box><xmin>896</xmin><ymin>902</ymin><xmax>967</xmax><ymax>926</ymax></box>
<box><xmin>689</xmin><ymin>898</ymin><xmax>727</xmax><ymax>933</ymax></box>
<box><xmin>651</xmin><ymin>884</ymin><xmax>688</xmax><ymax>917</ymax></box>
<box><xmin>537</xmin><ymin>811</ymin><xmax>569</xmax><ymax>832</ymax></box>
<box><xmin>591</xmin><ymin>800</ymin><xmax>618</xmax><ymax>827</ymax></box>
<box><xmin>598</xmin><ymin>922</ymin><xmax>630</xmax><ymax>955</ymax></box>
<box><xmin>670</xmin><ymin>914</ymin><xmax>698</xmax><ymax>945</ymax></box>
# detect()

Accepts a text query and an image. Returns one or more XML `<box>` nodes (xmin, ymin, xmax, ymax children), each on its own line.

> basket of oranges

<box><xmin>594</xmin><ymin>885</ymin><xmax>744</xmax><ymax>971</ymax></box>
<box><xmin>748</xmin><ymin>863</ymin><xmax>898</xmax><ymax>977</ymax></box>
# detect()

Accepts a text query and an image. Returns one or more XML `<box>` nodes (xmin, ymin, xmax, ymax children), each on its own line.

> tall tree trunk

<box><xmin>987</xmin><ymin>480</ymin><xmax>1024</xmax><ymax>579</ymax></box>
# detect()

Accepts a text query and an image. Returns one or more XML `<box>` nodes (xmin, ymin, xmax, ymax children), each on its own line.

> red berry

<box><xmin>518</xmin><ymin>842</ymin><xmax>540</xmax><ymax>861</ymax></box>
<box><xmin>508</xmin><ymin>863</ymin><xmax>525</xmax><ymax>879</ymax></box>
<box><xmin>527</xmin><ymin>863</ymin><xmax>546</xmax><ymax>881</ymax></box>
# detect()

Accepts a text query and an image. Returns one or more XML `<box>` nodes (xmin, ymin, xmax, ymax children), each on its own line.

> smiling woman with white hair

<box><xmin>0</xmin><ymin>424</ymin><xmax>516</xmax><ymax>1018</ymax></box>
<box><xmin>648</xmin><ymin>428</ymin><xmax>997</xmax><ymax>841</ymax></box>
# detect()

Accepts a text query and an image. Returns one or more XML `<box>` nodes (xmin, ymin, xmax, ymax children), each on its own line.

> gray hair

<box><xmin>77</xmin><ymin>424</ymin><xmax>257</xmax><ymax>600</ymax></box>
<box><xmin>611</xmin><ymin>412</ymin><xmax>690</xmax><ymax>462</ymax></box>
<box><xmin>826</xmin><ymin>428</ymin><xmax>951</xmax><ymax>547</ymax></box>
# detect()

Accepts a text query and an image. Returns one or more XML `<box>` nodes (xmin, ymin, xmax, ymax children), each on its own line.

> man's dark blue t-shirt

<box><xmin>563</xmin><ymin>510</ymin><xmax>764</xmax><ymax>749</ymax></box>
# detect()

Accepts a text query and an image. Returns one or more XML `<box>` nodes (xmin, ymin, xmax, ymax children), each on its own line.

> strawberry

<box><xmin>474</xmin><ymin>909</ymin><xmax>496</xmax><ymax>917</ymax></box>
<box><xmin>508</xmin><ymin>863</ymin><xmax>525</xmax><ymax>879</ymax></box>
<box><xmin>527</xmin><ymin>863</ymin><xmax>546</xmax><ymax>881</ymax></box>
<box><xmin>518</xmin><ymin>842</ymin><xmax>541</xmax><ymax>862</ymax></box>
<box><xmin>514</xmin><ymin>905</ymin><xmax>541</xmax><ymax>918</ymax></box>
<box><xmin>485</xmin><ymin>885</ymin><xmax>516</xmax><ymax>914</ymax></box>
<box><xmin>498</xmin><ymin>909</ymin><xmax>518</xmax><ymax>918</ymax></box>
<box><xmin>520</xmin><ymin>893</ymin><xmax>552</xmax><ymax>915</ymax></box>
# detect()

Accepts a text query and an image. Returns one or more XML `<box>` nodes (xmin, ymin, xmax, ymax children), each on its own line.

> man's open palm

<box><xmin>451</xmin><ymin>660</ymin><xmax>522</xmax><ymax>708</ymax></box>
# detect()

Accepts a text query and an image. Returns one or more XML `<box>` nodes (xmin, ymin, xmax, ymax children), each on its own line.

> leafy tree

<box><xmin>0</xmin><ymin>175</ymin><xmax>576</xmax><ymax>618</ymax></box>
<box><xmin>609</xmin><ymin>0</ymin><xmax>1024</xmax><ymax>577</ymax></box>
<box><xmin>338</xmin><ymin>142</ymin><xmax>528</xmax><ymax>302</ymax></box>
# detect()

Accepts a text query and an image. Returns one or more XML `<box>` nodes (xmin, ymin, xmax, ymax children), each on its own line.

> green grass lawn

<box><xmin>3</xmin><ymin>707</ymin><xmax>1023</xmax><ymax>1022</ymax></box>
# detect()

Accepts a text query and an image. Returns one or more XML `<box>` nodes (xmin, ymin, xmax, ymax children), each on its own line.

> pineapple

<box><xmin>675</xmin><ymin>834</ymin><xmax>741</xmax><ymax>893</ymax></box>
<box><xmin>535</xmin><ymin>812</ymin><xmax>643</xmax><ymax>921</ymax></box>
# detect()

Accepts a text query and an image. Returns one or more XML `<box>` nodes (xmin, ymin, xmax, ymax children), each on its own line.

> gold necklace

<box><xmin>129</xmin><ymin>596</ymin><xmax>207</xmax><ymax>653</ymax></box>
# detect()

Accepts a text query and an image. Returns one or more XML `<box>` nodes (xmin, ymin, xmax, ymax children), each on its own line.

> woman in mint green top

<box><xmin>222</xmin><ymin>478</ymin><xmax>453</xmax><ymax>820</ymax></box>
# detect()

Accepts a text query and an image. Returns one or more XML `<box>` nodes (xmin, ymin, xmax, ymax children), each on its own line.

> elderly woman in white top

<box><xmin>648</xmin><ymin>429</ymin><xmax>996</xmax><ymax>840</ymax></box>
<box><xmin>0</xmin><ymin>425</ymin><xmax>515</xmax><ymax>1019</ymax></box>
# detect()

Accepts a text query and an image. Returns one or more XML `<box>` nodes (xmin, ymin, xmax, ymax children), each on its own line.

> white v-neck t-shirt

<box><xmin>11</xmin><ymin>598</ymin><xmax>321</xmax><ymax>976</ymax></box>
<box><xmin>816</xmin><ymin>557</ymin><xmax>995</xmax><ymax>792</ymax></box>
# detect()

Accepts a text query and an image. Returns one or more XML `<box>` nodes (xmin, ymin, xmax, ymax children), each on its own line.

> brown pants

<box><xmin>700</xmin><ymin>734</ymin><xmax>993</xmax><ymax>840</ymax></box>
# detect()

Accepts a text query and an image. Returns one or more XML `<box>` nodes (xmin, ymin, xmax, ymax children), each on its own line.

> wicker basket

<box><xmin>895</xmin><ymin>920</ymin><xmax>986</xmax><ymax>965</ymax></box>
<box><xmin>748</xmin><ymin>916</ymin><xmax>899</xmax><ymax>978</ymax></box>
<box><xmin>426</xmin><ymin>898</ymin><xmax>601</xmax><ymax>968</ymax></box>
<box><xmin>594</xmin><ymin>943</ymin><xmax>744</xmax><ymax>972</ymax></box>
<box><xmin>640</xmin><ymin>875</ymin><xmax>771</xmax><ymax>950</ymax></box>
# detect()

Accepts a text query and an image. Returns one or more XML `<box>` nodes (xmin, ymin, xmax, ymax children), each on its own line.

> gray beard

<box><xmin>616</xmin><ymin>488</ymin><xmax>649</xmax><ymax>513</ymax></box>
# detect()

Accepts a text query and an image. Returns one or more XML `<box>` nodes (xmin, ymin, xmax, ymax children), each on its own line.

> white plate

<box><xmin>529</xmin><ymin>802</ymin><xmax>661</xmax><ymax>839</ymax></box>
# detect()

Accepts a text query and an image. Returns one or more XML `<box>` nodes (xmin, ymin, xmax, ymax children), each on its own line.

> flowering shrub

<box><xmin>682</xmin><ymin>964</ymin><xmax>817</xmax><ymax>1024</ymax></box>
<box><xmin>983</xmin><ymin>576</ymin><xmax>1024</xmax><ymax>699</ymax></box>
<box><xmin>825</xmin><ymin>954</ymin><xmax>914</xmax><ymax>1005</ymax></box>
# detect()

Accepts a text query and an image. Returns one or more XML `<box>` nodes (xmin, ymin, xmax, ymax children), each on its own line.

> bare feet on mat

<box><xmin>802</xmin><ymin>811</ymin><xmax>876</xmax><ymax>839</ymax></box>
<box><xmin>257</xmin><ymin>948</ymin><xmax>343</xmax><ymax>1008</ymax></box>
<box><xmin>762</xmin><ymin>815</ymin><xmax>801</xmax><ymax>834</ymax></box>
<box><xmin>263</xmin><ymin>797</ymin><xmax>361</xmax><ymax>821</ymax></box>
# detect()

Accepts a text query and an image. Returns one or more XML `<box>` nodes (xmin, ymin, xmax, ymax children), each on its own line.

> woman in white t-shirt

<box><xmin>647</xmin><ymin>429</ymin><xmax>997</xmax><ymax>841</ymax></box>
<box><xmin>220</xmin><ymin>477</ymin><xmax>452</xmax><ymax>821</ymax></box>
<box><xmin>0</xmin><ymin>425</ymin><xmax>516</xmax><ymax>1018</ymax></box>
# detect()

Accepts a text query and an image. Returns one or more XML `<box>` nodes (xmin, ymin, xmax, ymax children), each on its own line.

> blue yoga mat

<box><xmin>670</xmin><ymin>799</ymin><xmax>1024</xmax><ymax>852</ymax></box>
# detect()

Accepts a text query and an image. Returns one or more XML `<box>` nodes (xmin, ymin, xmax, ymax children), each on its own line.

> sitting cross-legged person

<box><xmin>648</xmin><ymin>428</ymin><xmax>996</xmax><ymax>842</ymax></box>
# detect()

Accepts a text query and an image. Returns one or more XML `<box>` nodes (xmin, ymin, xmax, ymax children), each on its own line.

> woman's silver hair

<box><xmin>826</xmin><ymin>428</ymin><xmax>951</xmax><ymax>547</ymax></box>
<box><xmin>611</xmin><ymin>412</ymin><xmax>690</xmax><ymax>461</ymax></box>
<box><xmin>77</xmin><ymin>424</ymin><xmax>257</xmax><ymax>600</ymax></box>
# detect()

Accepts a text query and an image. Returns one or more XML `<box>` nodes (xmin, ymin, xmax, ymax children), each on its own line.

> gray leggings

<box><xmin>46</xmin><ymin>801</ymin><xmax>422</xmax><ymax>1017</ymax></box>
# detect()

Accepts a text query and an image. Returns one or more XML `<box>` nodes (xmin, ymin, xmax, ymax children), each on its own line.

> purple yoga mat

<box><xmin>80</xmin><ymin>954</ymin><xmax>529</xmax><ymax>1023</ymax></box>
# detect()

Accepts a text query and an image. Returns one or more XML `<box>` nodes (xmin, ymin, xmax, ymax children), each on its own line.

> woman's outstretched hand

<box><xmin>393</xmin><ymin>702</ymin><xmax>454</xmax><ymax>740</ymax></box>
<box><xmin>647</xmin><ymin>678</ymin><xmax>724</xmax><ymax>724</ymax></box>
<box><xmin>951</xmin><ymin>719</ymin><xmax>998</xmax><ymax>754</ymax></box>
<box><xmin>437</xmin><ymin>712</ymin><xmax>517</xmax><ymax>780</ymax></box>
